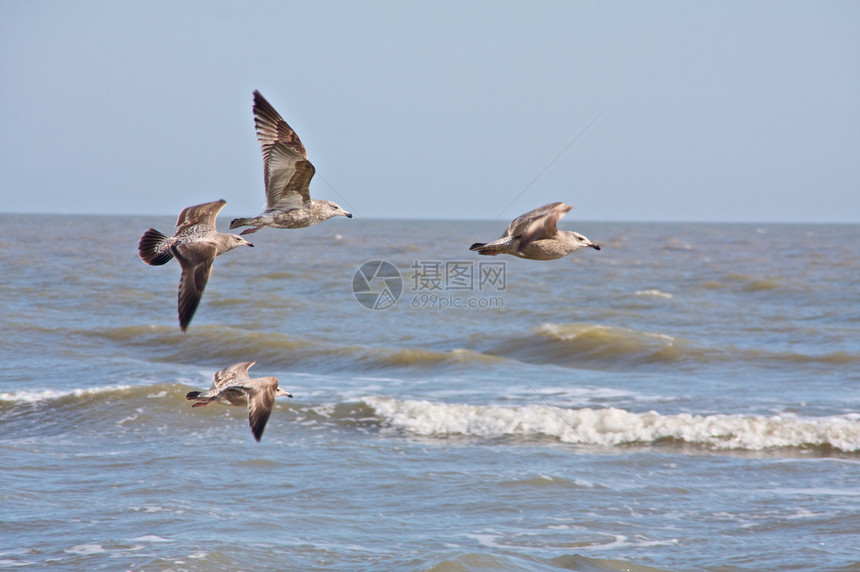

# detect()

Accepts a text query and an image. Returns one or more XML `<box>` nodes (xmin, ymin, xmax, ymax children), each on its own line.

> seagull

<box><xmin>138</xmin><ymin>199</ymin><xmax>253</xmax><ymax>331</ymax></box>
<box><xmin>229</xmin><ymin>90</ymin><xmax>353</xmax><ymax>235</ymax></box>
<box><xmin>469</xmin><ymin>202</ymin><xmax>600</xmax><ymax>260</ymax></box>
<box><xmin>185</xmin><ymin>361</ymin><xmax>293</xmax><ymax>442</ymax></box>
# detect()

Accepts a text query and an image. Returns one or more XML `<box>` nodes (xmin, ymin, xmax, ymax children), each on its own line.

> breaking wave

<box><xmin>361</xmin><ymin>397</ymin><xmax>860</xmax><ymax>452</ymax></box>
<box><xmin>0</xmin><ymin>384</ymin><xmax>136</xmax><ymax>405</ymax></box>
<box><xmin>487</xmin><ymin>322</ymin><xmax>860</xmax><ymax>370</ymax></box>
<box><xmin>487</xmin><ymin>323</ymin><xmax>699</xmax><ymax>368</ymax></box>
<box><xmin>79</xmin><ymin>321</ymin><xmax>860</xmax><ymax>377</ymax></box>
<box><xmin>4</xmin><ymin>383</ymin><xmax>859</xmax><ymax>453</ymax></box>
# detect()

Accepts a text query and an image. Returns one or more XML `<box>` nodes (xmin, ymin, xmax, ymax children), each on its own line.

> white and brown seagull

<box><xmin>138</xmin><ymin>199</ymin><xmax>253</xmax><ymax>331</ymax></box>
<box><xmin>229</xmin><ymin>90</ymin><xmax>352</xmax><ymax>234</ymax></box>
<box><xmin>185</xmin><ymin>361</ymin><xmax>293</xmax><ymax>442</ymax></box>
<box><xmin>469</xmin><ymin>202</ymin><xmax>600</xmax><ymax>260</ymax></box>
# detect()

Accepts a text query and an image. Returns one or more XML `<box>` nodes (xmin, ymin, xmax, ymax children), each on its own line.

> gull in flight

<box><xmin>469</xmin><ymin>202</ymin><xmax>600</xmax><ymax>260</ymax></box>
<box><xmin>229</xmin><ymin>90</ymin><xmax>353</xmax><ymax>234</ymax></box>
<box><xmin>185</xmin><ymin>361</ymin><xmax>293</xmax><ymax>442</ymax></box>
<box><xmin>138</xmin><ymin>199</ymin><xmax>253</xmax><ymax>331</ymax></box>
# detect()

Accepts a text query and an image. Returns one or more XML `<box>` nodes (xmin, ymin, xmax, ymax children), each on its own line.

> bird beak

<box><xmin>590</xmin><ymin>243</ymin><xmax>601</xmax><ymax>250</ymax></box>
<box><xmin>247</xmin><ymin>242</ymin><xmax>255</xmax><ymax>247</ymax></box>
<box><xmin>345</xmin><ymin>212</ymin><xmax>354</xmax><ymax>218</ymax></box>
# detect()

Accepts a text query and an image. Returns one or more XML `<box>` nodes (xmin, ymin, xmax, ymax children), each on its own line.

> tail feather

<box><xmin>186</xmin><ymin>390</ymin><xmax>214</xmax><ymax>408</ymax></box>
<box><xmin>138</xmin><ymin>228</ymin><xmax>173</xmax><ymax>265</ymax></box>
<box><xmin>229</xmin><ymin>217</ymin><xmax>254</xmax><ymax>230</ymax></box>
<box><xmin>469</xmin><ymin>242</ymin><xmax>502</xmax><ymax>256</ymax></box>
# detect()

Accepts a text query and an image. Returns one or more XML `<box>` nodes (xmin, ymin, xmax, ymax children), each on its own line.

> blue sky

<box><xmin>1</xmin><ymin>1</ymin><xmax>858</xmax><ymax>222</ymax></box>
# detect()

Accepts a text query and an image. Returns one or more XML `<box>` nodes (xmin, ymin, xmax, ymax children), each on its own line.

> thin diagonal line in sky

<box><xmin>476</xmin><ymin>109</ymin><xmax>606</xmax><ymax>239</ymax></box>
<box><xmin>316</xmin><ymin>173</ymin><xmax>393</xmax><ymax>249</ymax></box>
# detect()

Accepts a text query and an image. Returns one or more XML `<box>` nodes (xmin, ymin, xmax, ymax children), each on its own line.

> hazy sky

<box><xmin>1</xmin><ymin>1</ymin><xmax>858</xmax><ymax>222</ymax></box>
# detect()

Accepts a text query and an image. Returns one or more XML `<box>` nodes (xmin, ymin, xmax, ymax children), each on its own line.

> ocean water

<box><xmin>1</xmin><ymin>213</ymin><xmax>858</xmax><ymax>571</ymax></box>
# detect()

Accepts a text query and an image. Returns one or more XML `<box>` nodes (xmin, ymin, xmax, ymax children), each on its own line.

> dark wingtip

<box><xmin>186</xmin><ymin>391</ymin><xmax>201</xmax><ymax>401</ymax></box>
<box><xmin>251</xmin><ymin>425</ymin><xmax>264</xmax><ymax>442</ymax></box>
<box><xmin>249</xmin><ymin>410</ymin><xmax>269</xmax><ymax>442</ymax></box>
<box><xmin>469</xmin><ymin>242</ymin><xmax>486</xmax><ymax>251</ymax></box>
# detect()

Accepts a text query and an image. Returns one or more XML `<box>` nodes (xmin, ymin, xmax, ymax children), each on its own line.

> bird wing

<box><xmin>213</xmin><ymin>361</ymin><xmax>256</xmax><ymax>388</ymax></box>
<box><xmin>504</xmin><ymin>202</ymin><xmax>570</xmax><ymax>238</ymax></box>
<box><xmin>243</xmin><ymin>377</ymin><xmax>280</xmax><ymax>442</ymax></box>
<box><xmin>517</xmin><ymin>203</ymin><xmax>572</xmax><ymax>249</ymax></box>
<box><xmin>175</xmin><ymin>200</ymin><xmax>227</xmax><ymax>234</ymax></box>
<box><xmin>174</xmin><ymin>241</ymin><xmax>217</xmax><ymax>331</ymax></box>
<box><xmin>253</xmin><ymin>91</ymin><xmax>315</xmax><ymax>211</ymax></box>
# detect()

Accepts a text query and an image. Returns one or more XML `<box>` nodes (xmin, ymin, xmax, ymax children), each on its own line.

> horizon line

<box><xmin>0</xmin><ymin>210</ymin><xmax>856</xmax><ymax>226</ymax></box>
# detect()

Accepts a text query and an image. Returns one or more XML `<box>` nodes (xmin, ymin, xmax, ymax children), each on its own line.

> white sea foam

<box><xmin>0</xmin><ymin>559</ymin><xmax>35</xmax><ymax>567</ymax></box>
<box><xmin>0</xmin><ymin>385</ymin><xmax>133</xmax><ymax>404</ymax></box>
<box><xmin>131</xmin><ymin>535</ymin><xmax>172</xmax><ymax>543</ymax></box>
<box><xmin>635</xmin><ymin>288</ymin><xmax>674</xmax><ymax>298</ymax></box>
<box><xmin>65</xmin><ymin>544</ymin><xmax>106</xmax><ymax>555</ymax></box>
<box><xmin>536</xmin><ymin>322</ymin><xmax>678</xmax><ymax>345</ymax></box>
<box><xmin>362</xmin><ymin>397</ymin><xmax>860</xmax><ymax>451</ymax></box>
<box><xmin>588</xmin><ymin>535</ymin><xmax>680</xmax><ymax>551</ymax></box>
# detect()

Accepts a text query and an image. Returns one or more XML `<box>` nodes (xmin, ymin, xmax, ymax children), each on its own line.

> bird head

<box><xmin>229</xmin><ymin>234</ymin><xmax>254</xmax><ymax>249</ymax></box>
<box><xmin>572</xmin><ymin>232</ymin><xmax>600</xmax><ymax>251</ymax></box>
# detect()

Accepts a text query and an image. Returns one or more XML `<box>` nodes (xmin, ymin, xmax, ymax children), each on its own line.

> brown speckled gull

<box><xmin>229</xmin><ymin>90</ymin><xmax>353</xmax><ymax>235</ymax></box>
<box><xmin>469</xmin><ymin>202</ymin><xmax>600</xmax><ymax>260</ymax></box>
<box><xmin>185</xmin><ymin>361</ymin><xmax>293</xmax><ymax>442</ymax></box>
<box><xmin>138</xmin><ymin>199</ymin><xmax>253</xmax><ymax>331</ymax></box>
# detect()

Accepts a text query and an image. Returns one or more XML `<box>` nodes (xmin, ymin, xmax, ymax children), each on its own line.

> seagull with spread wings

<box><xmin>229</xmin><ymin>90</ymin><xmax>353</xmax><ymax>235</ymax></box>
<box><xmin>185</xmin><ymin>361</ymin><xmax>293</xmax><ymax>442</ymax></box>
<box><xmin>469</xmin><ymin>202</ymin><xmax>600</xmax><ymax>260</ymax></box>
<box><xmin>138</xmin><ymin>199</ymin><xmax>253</xmax><ymax>331</ymax></box>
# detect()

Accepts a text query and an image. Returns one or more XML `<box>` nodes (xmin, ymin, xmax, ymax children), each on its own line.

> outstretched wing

<box><xmin>253</xmin><ymin>91</ymin><xmax>315</xmax><ymax>211</ymax></box>
<box><xmin>504</xmin><ymin>202</ymin><xmax>571</xmax><ymax>238</ymax></box>
<box><xmin>214</xmin><ymin>361</ymin><xmax>256</xmax><ymax>388</ymax></box>
<box><xmin>174</xmin><ymin>241</ymin><xmax>217</xmax><ymax>332</ymax></box>
<box><xmin>175</xmin><ymin>200</ymin><xmax>227</xmax><ymax>234</ymax></box>
<box><xmin>518</xmin><ymin>203</ymin><xmax>572</xmax><ymax>249</ymax></box>
<box><xmin>244</xmin><ymin>377</ymin><xmax>280</xmax><ymax>442</ymax></box>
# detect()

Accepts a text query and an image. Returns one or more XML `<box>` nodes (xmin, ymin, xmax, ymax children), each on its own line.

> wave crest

<box><xmin>488</xmin><ymin>323</ymin><xmax>691</xmax><ymax>368</ymax></box>
<box><xmin>362</xmin><ymin>397</ymin><xmax>860</xmax><ymax>452</ymax></box>
<box><xmin>365</xmin><ymin>347</ymin><xmax>502</xmax><ymax>369</ymax></box>
<box><xmin>0</xmin><ymin>384</ymin><xmax>134</xmax><ymax>404</ymax></box>
<box><xmin>487</xmin><ymin>322</ymin><xmax>860</xmax><ymax>370</ymax></box>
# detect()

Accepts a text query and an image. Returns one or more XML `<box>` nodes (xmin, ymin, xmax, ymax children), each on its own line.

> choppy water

<box><xmin>1</xmin><ymin>214</ymin><xmax>858</xmax><ymax>571</ymax></box>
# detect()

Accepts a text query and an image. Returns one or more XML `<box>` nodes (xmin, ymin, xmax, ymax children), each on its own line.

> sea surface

<box><xmin>1</xmin><ymin>214</ymin><xmax>858</xmax><ymax>571</ymax></box>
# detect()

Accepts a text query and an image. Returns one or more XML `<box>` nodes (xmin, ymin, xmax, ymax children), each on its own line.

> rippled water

<box><xmin>1</xmin><ymin>214</ymin><xmax>859</xmax><ymax>571</ymax></box>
